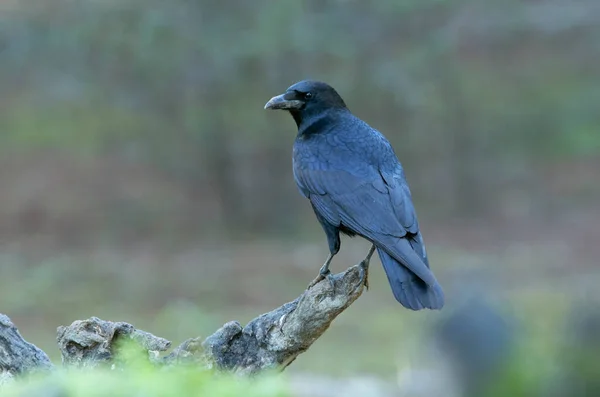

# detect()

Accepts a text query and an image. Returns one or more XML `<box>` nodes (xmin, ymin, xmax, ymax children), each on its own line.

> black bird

<box><xmin>264</xmin><ymin>80</ymin><xmax>444</xmax><ymax>310</ymax></box>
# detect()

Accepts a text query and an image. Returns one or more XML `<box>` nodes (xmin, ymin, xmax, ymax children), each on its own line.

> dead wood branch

<box><xmin>1</xmin><ymin>262</ymin><xmax>367</xmax><ymax>378</ymax></box>
<box><xmin>0</xmin><ymin>314</ymin><xmax>54</xmax><ymax>380</ymax></box>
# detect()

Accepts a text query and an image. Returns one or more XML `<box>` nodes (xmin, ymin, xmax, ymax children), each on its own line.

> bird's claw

<box><xmin>324</xmin><ymin>272</ymin><xmax>335</xmax><ymax>290</ymax></box>
<box><xmin>307</xmin><ymin>269</ymin><xmax>335</xmax><ymax>291</ymax></box>
<box><xmin>358</xmin><ymin>259</ymin><xmax>370</xmax><ymax>290</ymax></box>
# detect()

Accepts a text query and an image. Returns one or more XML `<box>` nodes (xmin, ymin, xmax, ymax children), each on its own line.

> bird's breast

<box><xmin>292</xmin><ymin>137</ymin><xmax>332</xmax><ymax>170</ymax></box>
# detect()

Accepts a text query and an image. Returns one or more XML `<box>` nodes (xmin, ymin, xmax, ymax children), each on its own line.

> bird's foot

<box><xmin>358</xmin><ymin>258</ymin><xmax>370</xmax><ymax>290</ymax></box>
<box><xmin>307</xmin><ymin>266</ymin><xmax>335</xmax><ymax>291</ymax></box>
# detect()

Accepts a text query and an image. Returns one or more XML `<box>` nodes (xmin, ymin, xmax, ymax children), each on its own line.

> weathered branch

<box><xmin>202</xmin><ymin>262</ymin><xmax>368</xmax><ymax>375</ymax></box>
<box><xmin>0</xmin><ymin>262</ymin><xmax>367</xmax><ymax>378</ymax></box>
<box><xmin>0</xmin><ymin>314</ymin><xmax>54</xmax><ymax>381</ymax></box>
<box><xmin>56</xmin><ymin>317</ymin><xmax>171</xmax><ymax>368</ymax></box>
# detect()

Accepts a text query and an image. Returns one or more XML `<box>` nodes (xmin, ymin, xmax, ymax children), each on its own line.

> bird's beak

<box><xmin>264</xmin><ymin>93</ymin><xmax>303</xmax><ymax>110</ymax></box>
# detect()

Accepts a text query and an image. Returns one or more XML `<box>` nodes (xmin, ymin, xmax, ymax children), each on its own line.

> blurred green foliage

<box><xmin>2</xmin><ymin>339</ymin><xmax>289</xmax><ymax>397</ymax></box>
<box><xmin>3</xmin><ymin>366</ymin><xmax>289</xmax><ymax>397</ymax></box>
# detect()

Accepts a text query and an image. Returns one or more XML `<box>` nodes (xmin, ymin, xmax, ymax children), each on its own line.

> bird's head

<box><xmin>264</xmin><ymin>80</ymin><xmax>347</xmax><ymax>126</ymax></box>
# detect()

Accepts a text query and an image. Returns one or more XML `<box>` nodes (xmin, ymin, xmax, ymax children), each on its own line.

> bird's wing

<box><xmin>295</xmin><ymin>166</ymin><xmax>418</xmax><ymax>238</ymax></box>
<box><xmin>296</xmin><ymin>165</ymin><xmax>436</xmax><ymax>284</ymax></box>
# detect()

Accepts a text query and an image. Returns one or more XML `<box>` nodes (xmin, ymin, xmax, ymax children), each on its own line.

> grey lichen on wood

<box><xmin>0</xmin><ymin>314</ymin><xmax>54</xmax><ymax>378</ymax></box>
<box><xmin>1</xmin><ymin>262</ymin><xmax>367</xmax><ymax>378</ymax></box>
<box><xmin>56</xmin><ymin>317</ymin><xmax>172</xmax><ymax>368</ymax></box>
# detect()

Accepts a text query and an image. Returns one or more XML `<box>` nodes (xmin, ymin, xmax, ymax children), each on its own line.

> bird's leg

<box><xmin>307</xmin><ymin>253</ymin><xmax>336</xmax><ymax>290</ymax></box>
<box><xmin>358</xmin><ymin>244</ymin><xmax>376</xmax><ymax>290</ymax></box>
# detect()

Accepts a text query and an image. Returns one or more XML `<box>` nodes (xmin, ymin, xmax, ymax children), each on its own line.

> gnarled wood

<box><xmin>0</xmin><ymin>262</ymin><xmax>367</xmax><ymax>378</ymax></box>
<box><xmin>0</xmin><ymin>314</ymin><xmax>54</xmax><ymax>378</ymax></box>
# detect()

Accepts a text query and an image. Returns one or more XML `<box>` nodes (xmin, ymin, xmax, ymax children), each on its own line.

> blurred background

<box><xmin>1</xmin><ymin>0</ymin><xmax>599</xmax><ymax>395</ymax></box>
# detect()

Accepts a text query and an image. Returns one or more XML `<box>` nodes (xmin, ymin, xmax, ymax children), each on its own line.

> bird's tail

<box><xmin>377</xmin><ymin>246</ymin><xmax>444</xmax><ymax>311</ymax></box>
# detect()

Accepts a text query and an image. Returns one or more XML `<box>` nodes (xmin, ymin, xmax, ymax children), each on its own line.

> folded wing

<box><xmin>295</xmin><ymin>165</ymin><xmax>437</xmax><ymax>287</ymax></box>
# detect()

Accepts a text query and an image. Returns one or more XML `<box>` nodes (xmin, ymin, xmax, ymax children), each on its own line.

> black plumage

<box><xmin>265</xmin><ymin>80</ymin><xmax>444</xmax><ymax>310</ymax></box>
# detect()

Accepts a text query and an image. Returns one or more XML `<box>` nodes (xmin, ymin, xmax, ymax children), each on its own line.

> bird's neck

<box><xmin>293</xmin><ymin>109</ymin><xmax>347</xmax><ymax>137</ymax></box>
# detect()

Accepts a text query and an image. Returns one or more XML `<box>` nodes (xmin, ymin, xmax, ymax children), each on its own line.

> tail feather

<box><xmin>377</xmin><ymin>246</ymin><xmax>444</xmax><ymax>310</ymax></box>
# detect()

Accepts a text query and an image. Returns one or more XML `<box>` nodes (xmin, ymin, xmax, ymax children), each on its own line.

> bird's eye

<box><xmin>304</xmin><ymin>92</ymin><xmax>313</xmax><ymax>100</ymax></box>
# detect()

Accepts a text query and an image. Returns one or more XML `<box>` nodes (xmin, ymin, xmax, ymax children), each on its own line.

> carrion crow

<box><xmin>264</xmin><ymin>80</ymin><xmax>444</xmax><ymax>310</ymax></box>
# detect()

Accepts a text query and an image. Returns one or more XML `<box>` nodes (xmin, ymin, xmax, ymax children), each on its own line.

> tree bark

<box><xmin>0</xmin><ymin>314</ymin><xmax>54</xmax><ymax>382</ymax></box>
<box><xmin>1</xmin><ymin>262</ymin><xmax>367</xmax><ymax>380</ymax></box>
